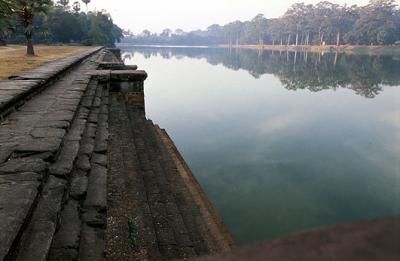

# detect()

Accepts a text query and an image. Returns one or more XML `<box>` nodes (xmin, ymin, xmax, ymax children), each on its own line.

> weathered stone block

<box><xmin>16</xmin><ymin>137</ymin><xmax>62</xmax><ymax>154</ymax></box>
<box><xmin>76</xmin><ymin>154</ymin><xmax>91</xmax><ymax>171</ymax></box>
<box><xmin>82</xmin><ymin>208</ymin><xmax>106</xmax><ymax>228</ymax></box>
<box><xmin>33</xmin><ymin>175</ymin><xmax>66</xmax><ymax>222</ymax></box>
<box><xmin>0</xmin><ymin>157</ymin><xmax>47</xmax><ymax>174</ymax></box>
<box><xmin>84</xmin><ymin>164</ymin><xmax>107</xmax><ymax>210</ymax></box>
<box><xmin>79</xmin><ymin>137</ymin><xmax>95</xmax><ymax>155</ymax></box>
<box><xmin>30</xmin><ymin>127</ymin><xmax>66</xmax><ymax>139</ymax></box>
<box><xmin>65</xmin><ymin>119</ymin><xmax>87</xmax><ymax>141</ymax></box>
<box><xmin>50</xmin><ymin>200</ymin><xmax>81</xmax><ymax>250</ymax></box>
<box><xmin>92</xmin><ymin>153</ymin><xmax>107</xmax><ymax>167</ymax></box>
<box><xmin>78</xmin><ymin>225</ymin><xmax>105</xmax><ymax>261</ymax></box>
<box><xmin>0</xmin><ymin>173</ymin><xmax>41</xmax><ymax>260</ymax></box>
<box><xmin>15</xmin><ymin>221</ymin><xmax>56</xmax><ymax>261</ymax></box>
<box><xmin>70</xmin><ymin>170</ymin><xmax>88</xmax><ymax>200</ymax></box>
<box><xmin>49</xmin><ymin>140</ymin><xmax>80</xmax><ymax>177</ymax></box>
<box><xmin>35</xmin><ymin>120</ymin><xmax>70</xmax><ymax>129</ymax></box>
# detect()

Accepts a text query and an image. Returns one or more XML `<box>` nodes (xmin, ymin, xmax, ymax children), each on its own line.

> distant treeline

<box><xmin>0</xmin><ymin>0</ymin><xmax>123</xmax><ymax>47</ymax></box>
<box><xmin>124</xmin><ymin>0</ymin><xmax>400</xmax><ymax>46</ymax></box>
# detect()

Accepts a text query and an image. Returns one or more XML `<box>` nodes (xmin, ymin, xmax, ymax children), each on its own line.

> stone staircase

<box><xmin>107</xmin><ymin>95</ymin><xmax>233</xmax><ymax>260</ymax></box>
<box><xmin>0</xmin><ymin>48</ymin><xmax>109</xmax><ymax>261</ymax></box>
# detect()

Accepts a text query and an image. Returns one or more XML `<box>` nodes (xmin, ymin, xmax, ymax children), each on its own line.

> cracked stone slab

<box><xmin>35</xmin><ymin>120</ymin><xmax>70</xmax><ymax>129</ymax></box>
<box><xmin>43</xmin><ymin>110</ymin><xmax>75</xmax><ymax>122</ymax></box>
<box><xmin>0</xmin><ymin>145</ymin><xmax>14</xmax><ymax>164</ymax></box>
<box><xmin>15</xmin><ymin>176</ymin><xmax>67</xmax><ymax>261</ymax></box>
<box><xmin>0</xmin><ymin>172</ymin><xmax>41</xmax><ymax>260</ymax></box>
<box><xmin>30</xmin><ymin>127</ymin><xmax>66</xmax><ymax>139</ymax></box>
<box><xmin>50</xmin><ymin>199</ymin><xmax>81</xmax><ymax>250</ymax></box>
<box><xmin>92</xmin><ymin>153</ymin><xmax>107</xmax><ymax>167</ymax></box>
<box><xmin>0</xmin><ymin>157</ymin><xmax>47</xmax><ymax>174</ymax></box>
<box><xmin>16</xmin><ymin>137</ymin><xmax>62</xmax><ymax>154</ymax></box>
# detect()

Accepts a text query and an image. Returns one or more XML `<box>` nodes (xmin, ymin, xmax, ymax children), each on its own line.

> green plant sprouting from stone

<box><xmin>128</xmin><ymin>216</ymin><xmax>138</xmax><ymax>247</ymax></box>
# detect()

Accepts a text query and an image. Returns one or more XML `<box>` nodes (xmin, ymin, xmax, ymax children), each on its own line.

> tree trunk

<box><xmin>336</xmin><ymin>32</ymin><xmax>340</xmax><ymax>46</ymax></box>
<box><xmin>295</xmin><ymin>32</ymin><xmax>299</xmax><ymax>46</ymax></box>
<box><xmin>318</xmin><ymin>28</ymin><xmax>321</xmax><ymax>45</ymax></box>
<box><xmin>334</xmin><ymin>51</ymin><xmax>338</xmax><ymax>66</ymax></box>
<box><xmin>0</xmin><ymin>31</ymin><xmax>7</xmax><ymax>46</ymax></box>
<box><xmin>26</xmin><ymin>33</ymin><xmax>35</xmax><ymax>56</ymax></box>
<box><xmin>287</xmin><ymin>34</ymin><xmax>291</xmax><ymax>46</ymax></box>
<box><xmin>320</xmin><ymin>34</ymin><xmax>324</xmax><ymax>46</ymax></box>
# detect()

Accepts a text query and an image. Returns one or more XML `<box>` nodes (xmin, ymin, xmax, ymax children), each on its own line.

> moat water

<box><xmin>120</xmin><ymin>45</ymin><xmax>400</xmax><ymax>244</ymax></box>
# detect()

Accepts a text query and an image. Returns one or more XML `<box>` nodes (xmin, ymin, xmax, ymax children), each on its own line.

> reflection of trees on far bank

<box><xmin>120</xmin><ymin>47</ymin><xmax>400</xmax><ymax>98</ymax></box>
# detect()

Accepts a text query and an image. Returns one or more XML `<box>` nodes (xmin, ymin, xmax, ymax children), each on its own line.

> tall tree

<box><xmin>252</xmin><ymin>14</ymin><xmax>267</xmax><ymax>45</ymax></box>
<box><xmin>15</xmin><ymin>0</ymin><xmax>52</xmax><ymax>55</ymax></box>
<box><xmin>72</xmin><ymin>1</ymin><xmax>80</xmax><ymax>13</ymax></box>
<box><xmin>0</xmin><ymin>0</ymin><xmax>15</xmax><ymax>45</ymax></box>
<box><xmin>57</xmin><ymin>0</ymin><xmax>69</xmax><ymax>9</ymax></box>
<box><xmin>347</xmin><ymin>0</ymin><xmax>399</xmax><ymax>45</ymax></box>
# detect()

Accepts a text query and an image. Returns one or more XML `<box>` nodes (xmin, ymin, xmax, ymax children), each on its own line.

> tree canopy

<box><xmin>1</xmin><ymin>0</ymin><xmax>123</xmax><ymax>49</ymax></box>
<box><xmin>125</xmin><ymin>0</ymin><xmax>400</xmax><ymax>46</ymax></box>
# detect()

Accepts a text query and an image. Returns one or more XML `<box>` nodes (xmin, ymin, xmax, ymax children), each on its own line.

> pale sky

<box><xmin>89</xmin><ymin>0</ymin><xmax>395</xmax><ymax>34</ymax></box>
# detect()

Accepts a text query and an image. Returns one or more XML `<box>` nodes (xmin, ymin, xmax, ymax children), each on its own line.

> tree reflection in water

<box><xmin>121</xmin><ymin>46</ymin><xmax>400</xmax><ymax>98</ymax></box>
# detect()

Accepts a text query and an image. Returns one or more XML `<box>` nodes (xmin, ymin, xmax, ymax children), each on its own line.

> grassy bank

<box><xmin>220</xmin><ymin>44</ymin><xmax>400</xmax><ymax>56</ymax></box>
<box><xmin>0</xmin><ymin>45</ymin><xmax>92</xmax><ymax>80</ymax></box>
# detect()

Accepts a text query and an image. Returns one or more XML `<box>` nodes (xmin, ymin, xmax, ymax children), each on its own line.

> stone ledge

<box><xmin>0</xmin><ymin>47</ymin><xmax>103</xmax><ymax>118</ymax></box>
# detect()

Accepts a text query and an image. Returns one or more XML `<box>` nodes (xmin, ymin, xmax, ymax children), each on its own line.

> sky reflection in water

<box><xmin>121</xmin><ymin>46</ymin><xmax>400</xmax><ymax>244</ymax></box>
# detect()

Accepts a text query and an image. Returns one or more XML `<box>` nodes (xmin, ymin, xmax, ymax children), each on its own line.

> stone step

<box><xmin>48</xmin><ymin>80</ymin><xmax>109</xmax><ymax>261</ymax></box>
<box><xmin>143</xmin><ymin>119</ymin><xmax>219</xmax><ymax>255</ymax></box>
<box><xmin>125</xmin><ymin>107</ymin><xmax>203</xmax><ymax>259</ymax></box>
<box><xmin>107</xmin><ymin>93</ymin><xmax>162</xmax><ymax>260</ymax></box>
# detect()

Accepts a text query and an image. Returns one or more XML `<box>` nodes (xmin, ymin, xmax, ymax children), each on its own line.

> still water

<box><xmin>120</xmin><ymin>46</ymin><xmax>400</xmax><ymax>244</ymax></box>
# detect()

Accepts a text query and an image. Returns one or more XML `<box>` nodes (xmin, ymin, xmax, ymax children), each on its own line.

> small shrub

<box><xmin>128</xmin><ymin>216</ymin><xmax>138</xmax><ymax>247</ymax></box>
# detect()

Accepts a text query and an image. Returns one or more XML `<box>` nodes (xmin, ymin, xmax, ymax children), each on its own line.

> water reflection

<box><xmin>121</xmin><ymin>46</ymin><xmax>400</xmax><ymax>98</ymax></box>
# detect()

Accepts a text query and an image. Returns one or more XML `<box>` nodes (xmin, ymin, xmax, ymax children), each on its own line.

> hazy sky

<box><xmin>89</xmin><ymin>0</ymin><xmax>393</xmax><ymax>34</ymax></box>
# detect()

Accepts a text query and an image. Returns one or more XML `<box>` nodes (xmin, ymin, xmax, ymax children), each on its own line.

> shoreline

<box><xmin>220</xmin><ymin>44</ymin><xmax>400</xmax><ymax>56</ymax></box>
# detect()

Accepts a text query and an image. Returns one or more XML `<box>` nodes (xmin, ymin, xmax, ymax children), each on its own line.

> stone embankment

<box><xmin>0</xmin><ymin>47</ymin><xmax>234</xmax><ymax>261</ymax></box>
